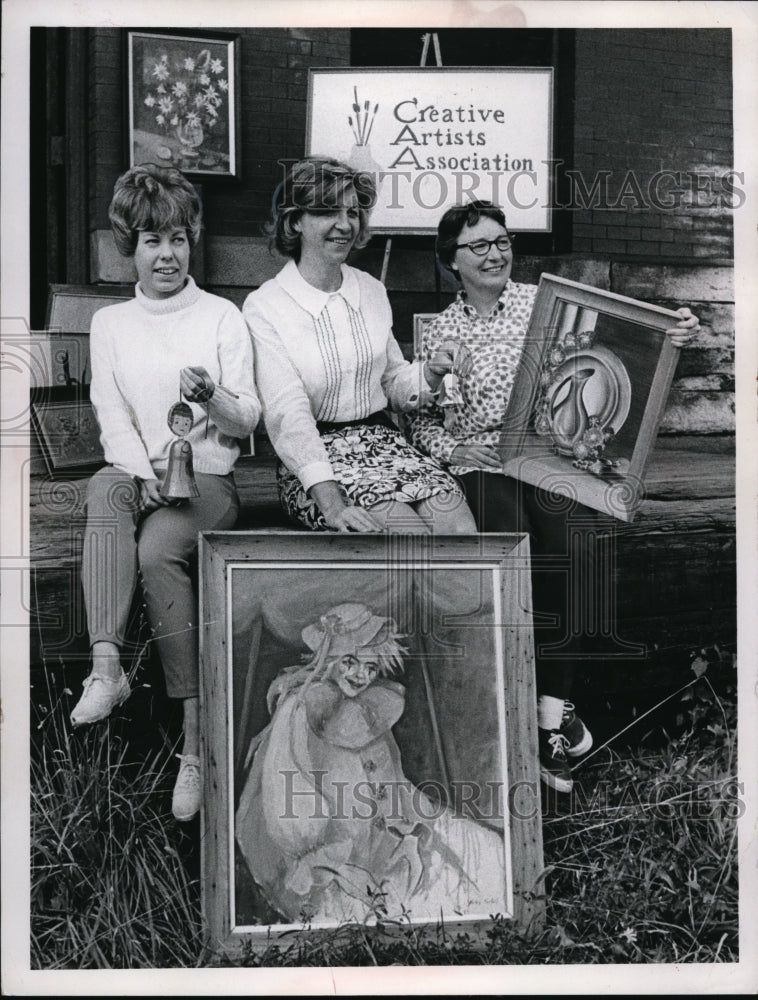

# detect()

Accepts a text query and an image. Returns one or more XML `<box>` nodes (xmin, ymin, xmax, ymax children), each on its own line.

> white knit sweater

<box><xmin>89</xmin><ymin>277</ymin><xmax>260</xmax><ymax>480</ymax></box>
<box><xmin>243</xmin><ymin>260</ymin><xmax>433</xmax><ymax>492</ymax></box>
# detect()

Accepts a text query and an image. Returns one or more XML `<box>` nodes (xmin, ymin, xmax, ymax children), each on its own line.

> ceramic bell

<box><xmin>163</xmin><ymin>401</ymin><xmax>200</xmax><ymax>500</ymax></box>
<box><xmin>438</xmin><ymin>372</ymin><xmax>465</xmax><ymax>408</ymax></box>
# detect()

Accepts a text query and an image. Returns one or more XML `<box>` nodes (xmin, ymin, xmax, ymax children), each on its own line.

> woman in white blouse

<box><xmin>243</xmin><ymin>157</ymin><xmax>476</xmax><ymax>534</ymax></box>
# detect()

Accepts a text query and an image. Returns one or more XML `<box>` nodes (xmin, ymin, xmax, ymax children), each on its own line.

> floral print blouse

<box><xmin>409</xmin><ymin>281</ymin><xmax>538</xmax><ymax>475</ymax></box>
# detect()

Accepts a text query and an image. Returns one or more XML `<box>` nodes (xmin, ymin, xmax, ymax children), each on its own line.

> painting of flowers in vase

<box><xmin>128</xmin><ymin>31</ymin><xmax>239</xmax><ymax>177</ymax></box>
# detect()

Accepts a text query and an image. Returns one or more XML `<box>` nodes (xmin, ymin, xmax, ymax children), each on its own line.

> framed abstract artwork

<box><xmin>199</xmin><ymin>532</ymin><xmax>544</xmax><ymax>959</ymax></box>
<box><xmin>127</xmin><ymin>30</ymin><xmax>241</xmax><ymax>178</ymax></box>
<box><xmin>26</xmin><ymin>334</ymin><xmax>91</xmax><ymax>391</ymax></box>
<box><xmin>31</xmin><ymin>399</ymin><xmax>105</xmax><ymax>473</ymax></box>
<box><xmin>500</xmin><ymin>274</ymin><xmax>683</xmax><ymax>522</ymax></box>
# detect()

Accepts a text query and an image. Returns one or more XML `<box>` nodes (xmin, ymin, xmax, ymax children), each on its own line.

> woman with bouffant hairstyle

<box><xmin>270</xmin><ymin>157</ymin><xmax>376</xmax><ymax>260</ymax></box>
<box><xmin>244</xmin><ymin>156</ymin><xmax>476</xmax><ymax>534</ymax></box>
<box><xmin>70</xmin><ymin>163</ymin><xmax>260</xmax><ymax>823</ymax></box>
<box><xmin>109</xmin><ymin>163</ymin><xmax>203</xmax><ymax>255</ymax></box>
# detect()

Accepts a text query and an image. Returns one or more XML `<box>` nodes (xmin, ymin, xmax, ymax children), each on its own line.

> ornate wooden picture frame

<box><xmin>199</xmin><ymin>532</ymin><xmax>543</xmax><ymax>960</ymax></box>
<box><xmin>500</xmin><ymin>274</ymin><xmax>683</xmax><ymax>522</ymax></box>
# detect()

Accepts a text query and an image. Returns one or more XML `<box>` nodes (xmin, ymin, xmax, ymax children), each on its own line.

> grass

<box><xmin>30</xmin><ymin>647</ymin><xmax>738</xmax><ymax>968</ymax></box>
<box><xmin>31</xmin><ymin>657</ymin><xmax>203</xmax><ymax>969</ymax></box>
<box><xmin>540</xmin><ymin>671</ymin><xmax>739</xmax><ymax>965</ymax></box>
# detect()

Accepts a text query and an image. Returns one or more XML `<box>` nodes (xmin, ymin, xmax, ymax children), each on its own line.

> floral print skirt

<box><xmin>278</xmin><ymin>420</ymin><xmax>464</xmax><ymax>530</ymax></box>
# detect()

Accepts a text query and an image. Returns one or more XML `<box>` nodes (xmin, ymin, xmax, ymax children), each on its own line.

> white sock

<box><xmin>537</xmin><ymin>695</ymin><xmax>565</xmax><ymax>731</ymax></box>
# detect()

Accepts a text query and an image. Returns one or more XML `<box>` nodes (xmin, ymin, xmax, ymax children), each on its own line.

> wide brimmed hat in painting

<box><xmin>301</xmin><ymin>602</ymin><xmax>395</xmax><ymax>659</ymax></box>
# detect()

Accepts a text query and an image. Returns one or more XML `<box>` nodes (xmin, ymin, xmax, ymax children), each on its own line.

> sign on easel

<box><xmin>306</xmin><ymin>67</ymin><xmax>553</xmax><ymax>234</ymax></box>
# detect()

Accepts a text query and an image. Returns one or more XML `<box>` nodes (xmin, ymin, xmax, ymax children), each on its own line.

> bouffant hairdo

<box><xmin>109</xmin><ymin>163</ymin><xmax>202</xmax><ymax>257</ymax></box>
<box><xmin>269</xmin><ymin>157</ymin><xmax>377</xmax><ymax>261</ymax></box>
<box><xmin>435</xmin><ymin>200</ymin><xmax>509</xmax><ymax>273</ymax></box>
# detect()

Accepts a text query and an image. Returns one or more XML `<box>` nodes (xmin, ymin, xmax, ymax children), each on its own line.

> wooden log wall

<box><xmin>29</xmin><ymin>433</ymin><xmax>735</xmax><ymax>677</ymax></box>
<box><xmin>29</xmin><ymin>255</ymin><xmax>736</xmax><ymax>680</ymax></box>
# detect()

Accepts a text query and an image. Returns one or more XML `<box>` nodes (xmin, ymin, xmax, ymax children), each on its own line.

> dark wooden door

<box><xmin>30</xmin><ymin>28</ymin><xmax>89</xmax><ymax>328</ymax></box>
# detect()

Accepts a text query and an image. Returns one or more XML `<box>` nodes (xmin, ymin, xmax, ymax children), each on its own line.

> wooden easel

<box><xmin>419</xmin><ymin>29</ymin><xmax>443</xmax><ymax>69</ymax></box>
<box><xmin>382</xmin><ymin>35</ymin><xmax>454</xmax><ymax>800</ymax></box>
<box><xmin>378</xmin><ymin>31</ymin><xmax>443</xmax><ymax>287</ymax></box>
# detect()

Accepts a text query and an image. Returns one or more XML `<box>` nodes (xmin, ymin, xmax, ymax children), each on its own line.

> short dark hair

<box><xmin>435</xmin><ymin>200</ymin><xmax>509</xmax><ymax>273</ymax></box>
<box><xmin>269</xmin><ymin>157</ymin><xmax>376</xmax><ymax>260</ymax></box>
<box><xmin>167</xmin><ymin>401</ymin><xmax>194</xmax><ymax>433</ymax></box>
<box><xmin>109</xmin><ymin>163</ymin><xmax>202</xmax><ymax>257</ymax></box>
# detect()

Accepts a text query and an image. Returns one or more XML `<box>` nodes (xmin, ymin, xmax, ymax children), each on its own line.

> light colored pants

<box><xmin>81</xmin><ymin>466</ymin><xmax>239</xmax><ymax>698</ymax></box>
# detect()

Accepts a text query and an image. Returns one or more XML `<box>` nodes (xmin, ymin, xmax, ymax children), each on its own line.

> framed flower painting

<box><xmin>500</xmin><ymin>274</ymin><xmax>684</xmax><ymax>522</ymax></box>
<box><xmin>127</xmin><ymin>30</ymin><xmax>241</xmax><ymax>178</ymax></box>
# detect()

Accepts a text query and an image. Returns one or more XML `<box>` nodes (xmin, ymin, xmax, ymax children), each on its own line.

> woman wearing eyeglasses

<box><xmin>409</xmin><ymin>200</ymin><xmax>699</xmax><ymax>793</ymax></box>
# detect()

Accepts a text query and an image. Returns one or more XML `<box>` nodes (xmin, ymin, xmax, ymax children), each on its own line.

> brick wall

<box><xmin>82</xmin><ymin>27</ymin><xmax>734</xmax><ymax>435</ymax></box>
<box><xmin>208</xmin><ymin>28</ymin><xmax>351</xmax><ymax>237</ymax></box>
<box><xmin>88</xmin><ymin>30</ymin><xmax>122</xmax><ymax>234</ymax></box>
<box><xmin>87</xmin><ymin>27</ymin><xmax>734</xmax><ymax>259</ymax></box>
<box><xmin>571</xmin><ymin>29</ymin><xmax>734</xmax><ymax>260</ymax></box>
<box><xmin>87</xmin><ymin>28</ymin><xmax>350</xmax><ymax>237</ymax></box>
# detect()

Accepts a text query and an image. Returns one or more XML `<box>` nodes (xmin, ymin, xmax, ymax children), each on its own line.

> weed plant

<box><xmin>540</xmin><ymin>663</ymin><xmax>738</xmax><ymax>964</ymax></box>
<box><xmin>30</xmin><ymin>648</ymin><xmax>738</xmax><ymax>968</ymax></box>
<box><xmin>30</xmin><ymin>659</ymin><xmax>202</xmax><ymax>969</ymax></box>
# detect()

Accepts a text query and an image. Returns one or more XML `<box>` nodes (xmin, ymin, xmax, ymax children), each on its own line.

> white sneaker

<box><xmin>70</xmin><ymin>671</ymin><xmax>130</xmax><ymax>726</ymax></box>
<box><xmin>172</xmin><ymin>754</ymin><xmax>201</xmax><ymax>822</ymax></box>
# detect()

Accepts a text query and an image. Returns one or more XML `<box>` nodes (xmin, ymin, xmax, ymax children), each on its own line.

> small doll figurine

<box><xmin>163</xmin><ymin>401</ymin><xmax>200</xmax><ymax>499</ymax></box>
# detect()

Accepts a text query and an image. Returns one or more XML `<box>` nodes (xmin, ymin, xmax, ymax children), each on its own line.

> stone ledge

<box><xmin>611</xmin><ymin>262</ymin><xmax>734</xmax><ymax>301</ymax></box>
<box><xmin>90</xmin><ymin>231</ymin><xmax>735</xmax><ymax>305</ymax></box>
<box><xmin>28</xmin><ymin>436</ymin><xmax>735</xmax><ymax>668</ymax></box>
<box><xmin>660</xmin><ymin>391</ymin><xmax>735</xmax><ymax>434</ymax></box>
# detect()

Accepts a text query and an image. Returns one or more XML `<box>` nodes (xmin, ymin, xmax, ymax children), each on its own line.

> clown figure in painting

<box><xmin>235</xmin><ymin>603</ymin><xmax>507</xmax><ymax>925</ymax></box>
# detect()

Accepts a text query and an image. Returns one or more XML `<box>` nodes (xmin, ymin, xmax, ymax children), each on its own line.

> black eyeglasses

<box><xmin>455</xmin><ymin>236</ymin><xmax>513</xmax><ymax>256</ymax></box>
